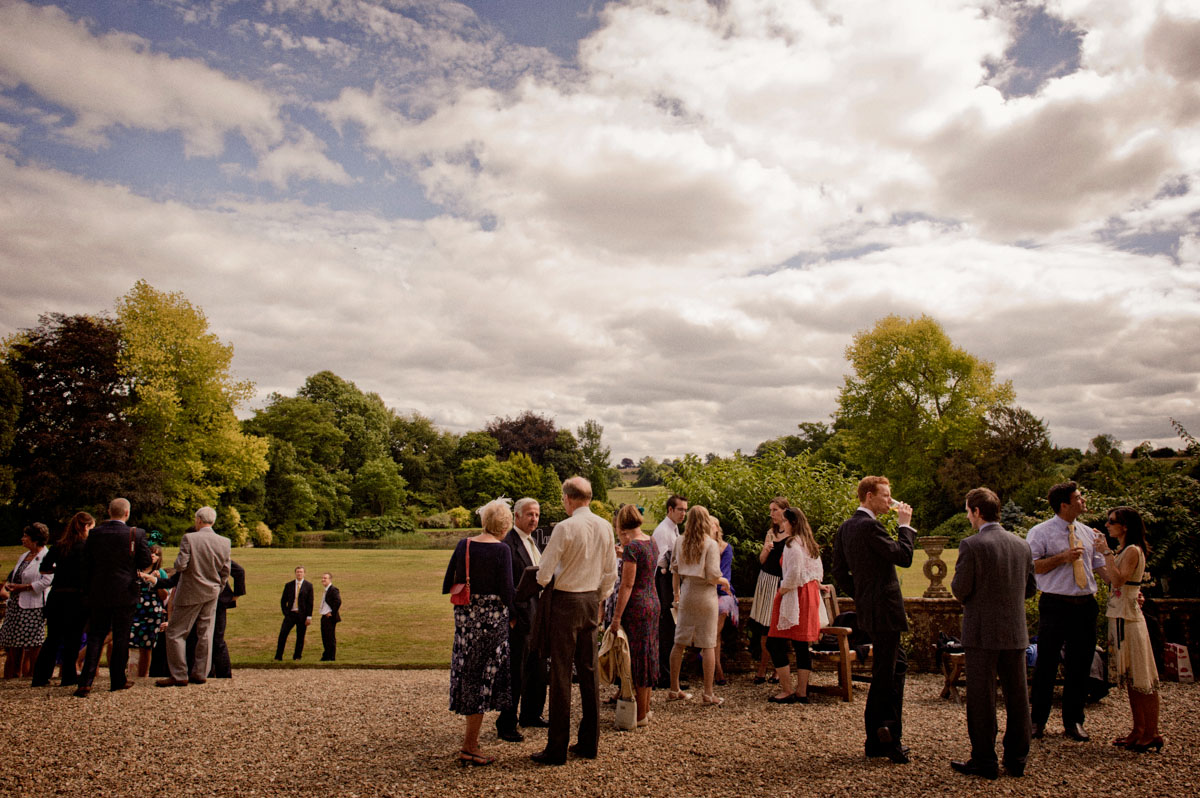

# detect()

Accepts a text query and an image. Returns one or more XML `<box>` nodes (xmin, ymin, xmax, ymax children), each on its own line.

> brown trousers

<box><xmin>545</xmin><ymin>590</ymin><xmax>600</xmax><ymax>759</ymax></box>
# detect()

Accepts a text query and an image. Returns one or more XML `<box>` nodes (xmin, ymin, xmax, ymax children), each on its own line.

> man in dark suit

<box><xmin>319</xmin><ymin>572</ymin><xmax>342</xmax><ymax>661</ymax></box>
<box><xmin>76</xmin><ymin>497</ymin><xmax>152</xmax><ymax>696</ymax></box>
<box><xmin>275</xmin><ymin>566</ymin><xmax>313</xmax><ymax>660</ymax></box>
<box><xmin>831</xmin><ymin>475</ymin><xmax>916</xmax><ymax>764</ymax></box>
<box><xmin>950</xmin><ymin>487</ymin><xmax>1038</xmax><ymax>779</ymax></box>
<box><xmin>496</xmin><ymin>497</ymin><xmax>549</xmax><ymax>742</ymax></box>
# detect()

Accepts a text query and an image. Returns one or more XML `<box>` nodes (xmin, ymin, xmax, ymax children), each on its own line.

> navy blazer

<box><xmin>502</xmin><ymin>528</ymin><xmax>539</xmax><ymax>634</ymax></box>
<box><xmin>83</xmin><ymin>520</ymin><xmax>152</xmax><ymax>608</ymax></box>
<box><xmin>831</xmin><ymin>510</ymin><xmax>915</xmax><ymax>636</ymax></box>
<box><xmin>951</xmin><ymin>523</ymin><xmax>1037</xmax><ymax>649</ymax></box>
<box><xmin>280</xmin><ymin>579</ymin><xmax>314</xmax><ymax>617</ymax></box>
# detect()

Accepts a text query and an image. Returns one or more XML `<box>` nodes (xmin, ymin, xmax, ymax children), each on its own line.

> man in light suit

<box><xmin>831</xmin><ymin>475</ymin><xmax>916</xmax><ymax>764</ymax></box>
<box><xmin>496</xmin><ymin>497</ymin><xmax>549</xmax><ymax>742</ymax></box>
<box><xmin>157</xmin><ymin>506</ymin><xmax>231</xmax><ymax>687</ymax></box>
<box><xmin>530</xmin><ymin>477</ymin><xmax>618</xmax><ymax>766</ymax></box>
<box><xmin>76</xmin><ymin>497</ymin><xmax>152</xmax><ymax>697</ymax></box>
<box><xmin>319</xmin><ymin>572</ymin><xmax>341</xmax><ymax>662</ymax></box>
<box><xmin>950</xmin><ymin>487</ymin><xmax>1038</xmax><ymax>779</ymax></box>
<box><xmin>276</xmin><ymin>566</ymin><xmax>313</xmax><ymax>660</ymax></box>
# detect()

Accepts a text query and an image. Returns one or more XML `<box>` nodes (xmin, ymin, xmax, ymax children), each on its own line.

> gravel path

<box><xmin>1</xmin><ymin>671</ymin><xmax>1195</xmax><ymax>797</ymax></box>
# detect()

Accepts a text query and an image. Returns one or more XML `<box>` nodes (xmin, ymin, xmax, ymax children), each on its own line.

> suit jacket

<box><xmin>831</xmin><ymin>510</ymin><xmax>915</xmax><ymax>636</ymax></box>
<box><xmin>83</xmin><ymin>519</ymin><xmax>152</xmax><ymax>608</ymax></box>
<box><xmin>503</xmin><ymin>528</ymin><xmax>540</xmax><ymax>634</ymax></box>
<box><xmin>281</xmin><ymin>579</ymin><xmax>314</xmax><ymax>617</ymax></box>
<box><xmin>218</xmin><ymin>560</ymin><xmax>247</xmax><ymax>609</ymax></box>
<box><xmin>321</xmin><ymin>585</ymin><xmax>342</xmax><ymax>623</ymax></box>
<box><xmin>172</xmin><ymin>526</ymin><xmax>232</xmax><ymax>606</ymax></box>
<box><xmin>951</xmin><ymin>522</ymin><xmax>1037</xmax><ymax>649</ymax></box>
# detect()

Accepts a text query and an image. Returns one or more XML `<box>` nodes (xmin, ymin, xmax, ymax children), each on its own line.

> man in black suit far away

<box><xmin>275</xmin><ymin>565</ymin><xmax>313</xmax><ymax>661</ymax></box>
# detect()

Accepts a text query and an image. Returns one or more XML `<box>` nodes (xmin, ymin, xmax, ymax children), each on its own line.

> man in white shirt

<box><xmin>318</xmin><ymin>572</ymin><xmax>341</xmax><ymax>662</ymax></box>
<box><xmin>651</xmin><ymin>494</ymin><xmax>687</xmax><ymax>688</ymax></box>
<box><xmin>530</xmin><ymin>477</ymin><xmax>618</xmax><ymax>766</ymax></box>
<box><xmin>497</xmin><ymin>497</ymin><xmax>548</xmax><ymax>741</ymax></box>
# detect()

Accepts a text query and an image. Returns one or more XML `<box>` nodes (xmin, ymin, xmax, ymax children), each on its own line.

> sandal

<box><xmin>637</xmin><ymin>711</ymin><xmax>654</xmax><ymax>728</ymax></box>
<box><xmin>701</xmin><ymin>694</ymin><xmax>725</xmax><ymax>707</ymax></box>
<box><xmin>458</xmin><ymin>749</ymin><xmax>495</xmax><ymax>767</ymax></box>
<box><xmin>665</xmin><ymin>690</ymin><xmax>693</xmax><ymax>701</ymax></box>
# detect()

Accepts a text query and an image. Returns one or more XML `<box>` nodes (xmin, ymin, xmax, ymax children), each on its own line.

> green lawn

<box><xmin>1</xmin><ymin>543</ymin><xmax>956</xmax><ymax>667</ymax></box>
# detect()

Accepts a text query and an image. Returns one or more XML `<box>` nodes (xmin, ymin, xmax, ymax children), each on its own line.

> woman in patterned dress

<box><xmin>749</xmin><ymin>497</ymin><xmax>790</xmax><ymax>683</ymax></box>
<box><xmin>131</xmin><ymin>544</ymin><xmax>169</xmax><ymax>677</ymax></box>
<box><xmin>442</xmin><ymin>498</ymin><xmax>515</xmax><ymax>766</ymax></box>
<box><xmin>608</xmin><ymin>503</ymin><xmax>661</xmax><ymax>726</ymax></box>
<box><xmin>1</xmin><ymin>523</ymin><xmax>52</xmax><ymax>678</ymax></box>
<box><xmin>1099</xmin><ymin>506</ymin><xmax>1162</xmax><ymax>751</ymax></box>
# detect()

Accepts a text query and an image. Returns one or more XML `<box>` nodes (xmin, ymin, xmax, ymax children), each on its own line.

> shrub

<box><xmin>343</xmin><ymin>514</ymin><xmax>417</xmax><ymax>540</ymax></box>
<box><xmin>251</xmin><ymin>521</ymin><xmax>273</xmax><ymax>547</ymax></box>
<box><xmin>928</xmin><ymin>512</ymin><xmax>973</xmax><ymax>547</ymax></box>
<box><xmin>323</xmin><ymin>530</ymin><xmax>352</xmax><ymax>543</ymax></box>
<box><xmin>421</xmin><ymin>512</ymin><xmax>454</xmax><ymax>529</ymax></box>
<box><xmin>219</xmin><ymin>505</ymin><xmax>249</xmax><ymax>548</ymax></box>
<box><xmin>589</xmin><ymin>500</ymin><xmax>613</xmax><ymax>523</ymax></box>
<box><xmin>447</xmin><ymin>506</ymin><xmax>474</xmax><ymax>528</ymax></box>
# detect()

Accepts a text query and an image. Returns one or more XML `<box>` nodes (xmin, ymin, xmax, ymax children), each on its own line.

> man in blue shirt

<box><xmin>1026</xmin><ymin>481</ymin><xmax>1110</xmax><ymax>742</ymax></box>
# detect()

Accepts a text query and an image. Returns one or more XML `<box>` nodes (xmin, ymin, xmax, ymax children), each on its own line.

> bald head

<box><xmin>108</xmin><ymin>498</ymin><xmax>130</xmax><ymax>520</ymax></box>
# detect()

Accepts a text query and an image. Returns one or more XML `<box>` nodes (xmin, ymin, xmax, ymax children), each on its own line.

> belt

<box><xmin>1043</xmin><ymin>593</ymin><xmax>1095</xmax><ymax>605</ymax></box>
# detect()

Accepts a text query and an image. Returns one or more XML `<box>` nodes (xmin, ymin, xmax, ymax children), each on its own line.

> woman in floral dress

<box><xmin>608</xmin><ymin>504</ymin><xmax>660</xmax><ymax>726</ymax></box>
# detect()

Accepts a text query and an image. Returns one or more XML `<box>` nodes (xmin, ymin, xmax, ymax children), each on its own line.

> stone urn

<box><xmin>916</xmin><ymin>536</ymin><xmax>952</xmax><ymax>598</ymax></box>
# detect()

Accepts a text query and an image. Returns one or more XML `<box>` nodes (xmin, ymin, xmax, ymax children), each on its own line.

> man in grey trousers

<box><xmin>157</xmin><ymin>507</ymin><xmax>231</xmax><ymax>687</ymax></box>
<box><xmin>949</xmin><ymin>487</ymin><xmax>1038</xmax><ymax>779</ymax></box>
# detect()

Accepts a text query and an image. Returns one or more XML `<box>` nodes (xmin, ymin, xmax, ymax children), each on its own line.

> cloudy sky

<box><xmin>1</xmin><ymin>0</ymin><xmax>1198</xmax><ymax>461</ymax></box>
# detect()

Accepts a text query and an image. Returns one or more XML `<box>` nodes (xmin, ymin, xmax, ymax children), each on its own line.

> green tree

<box><xmin>351</xmin><ymin>457</ymin><xmax>408</xmax><ymax>516</ymax></box>
<box><xmin>543</xmin><ymin>428</ymin><xmax>583</xmax><ymax>480</ymax></box>
<box><xmin>486</xmin><ymin>411</ymin><xmax>559</xmax><ymax>464</ymax></box>
<box><xmin>389</xmin><ymin>412</ymin><xmax>459</xmax><ymax>510</ymax></box>
<box><xmin>116</xmin><ymin>281</ymin><xmax>268</xmax><ymax>513</ymax></box>
<box><xmin>577</xmin><ymin>419</ymin><xmax>611</xmax><ymax>502</ymax></box>
<box><xmin>664</xmin><ymin>449</ymin><xmax>858</xmax><ymax>594</ymax></box>
<box><xmin>0</xmin><ymin>360</ymin><xmax>21</xmax><ymax>506</ymax></box>
<box><xmin>452</xmin><ymin>431</ymin><xmax>500</xmax><ymax>470</ymax></box>
<box><xmin>836</xmin><ymin>314</ymin><xmax>1014</xmax><ymax>525</ymax></box>
<box><xmin>298</xmin><ymin>371</ymin><xmax>392</xmax><ymax>473</ymax></box>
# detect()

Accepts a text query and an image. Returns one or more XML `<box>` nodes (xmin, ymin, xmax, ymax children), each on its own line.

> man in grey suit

<box><xmin>156</xmin><ymin>507</ymin><xmax>231</xmax><ymax>687</ymax></box>
<box><xmin>950</xmin><ymin>487</ymin><xmax>1037</xmax><ymax>779</ymax></box>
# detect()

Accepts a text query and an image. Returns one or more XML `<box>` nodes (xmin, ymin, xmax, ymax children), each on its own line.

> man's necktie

<box><xmin>1067</xmin><ymin>523</ymin><xmax>1088</xmax><ymax>589</ymax></box>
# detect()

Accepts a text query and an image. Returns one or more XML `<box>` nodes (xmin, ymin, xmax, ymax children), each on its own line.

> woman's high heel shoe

<box><xmin>1127</xmin><ymin>736</ymin><xmax>1164</xmax><ymax>753</ymax></box>
<box><xmin>1111</xmin><ymin>733</ymin><xmax>1137</xmax><ymax>747</ymax></box>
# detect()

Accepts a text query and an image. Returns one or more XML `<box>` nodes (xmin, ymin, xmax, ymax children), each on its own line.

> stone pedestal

<box><xmin>917</xmin><ymin>536</ymin><xmax>952</xmax><ymax>598</ymax></box>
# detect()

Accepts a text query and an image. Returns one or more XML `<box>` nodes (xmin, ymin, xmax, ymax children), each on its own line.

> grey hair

<box><xmin>195</xmin><ymin>506</ymin><xmax>217</xmax><ymax>525</ymax></box>
<box><xmin>514</xmin><ymin>497</ymin><xmax>540</xmax><ymax>516</ymax></box>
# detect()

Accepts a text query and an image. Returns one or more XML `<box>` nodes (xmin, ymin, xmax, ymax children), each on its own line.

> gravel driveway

<box><xmin>1</xmin><ymin>670</ymin><xmax>1194</xmax><ymax>797</ymax></box>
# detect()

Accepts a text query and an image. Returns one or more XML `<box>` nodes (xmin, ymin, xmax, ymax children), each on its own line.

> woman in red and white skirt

<box><xmin>765</xmin><ymin>506</ymin><xmax>825</xmax><ymax>704</ymax></box>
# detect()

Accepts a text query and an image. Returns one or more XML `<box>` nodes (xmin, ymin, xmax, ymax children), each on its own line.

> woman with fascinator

<box><xmin>442</xmin><ymin>498</ymin><xmax>516</xmax><ymax>766</ymax></box>
<box><xmin>131</xmin><ymin>532</ymin><xmax>169</xmax><ymax>678</ymax></box>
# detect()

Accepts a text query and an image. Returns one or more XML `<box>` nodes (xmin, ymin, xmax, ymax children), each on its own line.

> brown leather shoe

<box><xmin>155</xmin><ymin>677</ymin><xmax>188</xmax><ymax>688</ymax></box>
<box><xmin>73</xmin><ymin>686</ymin><xmax>92</xmax><ymax>698</ymax></box>
<box><xmin>111</xmin><ymin>681</ymin><xmax>135</xmax><ymax>692</ymax></box>
<box><xmin>189</xmin><ymin>676</ymin><xmax>207</xmax><ymax>685</ymax></box>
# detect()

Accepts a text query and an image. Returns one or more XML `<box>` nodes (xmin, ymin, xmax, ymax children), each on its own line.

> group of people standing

<box><xmin>1</xmin><ymin>498</ymin><xmax>244</xmax><ymax>694</ymax></box>
<box><xmin>443</xmin><ymin>474</ymin><xmax>1165</xmax><ymax>776</ymax></box>
<box><xmin>275</xmin><ymin>565</ymin><xmax>342</xmax><ymax>662</ymax></box>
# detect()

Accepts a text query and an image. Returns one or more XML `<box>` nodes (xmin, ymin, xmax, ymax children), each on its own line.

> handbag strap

<box><xmin>464</xmin><ymin>539</ymin><xmax>471</xmax><ymax>587</ymax></box>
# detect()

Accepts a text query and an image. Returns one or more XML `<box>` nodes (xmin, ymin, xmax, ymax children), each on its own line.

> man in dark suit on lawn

<box><xmin>496</xmin><ymin>497</ymin><xmax>549</xmax><ymax>741</ymax></box>
<box><xmin>76</xmin><ymin>497</ymin><xmax>152</xmax><ymax>696</ymax></box>
<box><xmin>319</xmin><ymin>572</ymin><xmax>342</xmax><ymax>662</ymax></box>
<box><xmin>832</xmin><ymin>475</ymin><xmax>916</xmax><ymax>764</ymax></box>
<box><xmin>275</xmin><ymin>566</ymin><xmax>313</xmax><ymax>660</ymax></box>
<box><xmin>950</xmin><ymin>487</ymin><xmax>1038</xmax><ymax>779</ymax></box>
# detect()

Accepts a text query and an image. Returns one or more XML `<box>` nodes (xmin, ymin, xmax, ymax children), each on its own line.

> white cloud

<box><xmin>0</xmin><ymin>1</ymin><xmax>284</xmax><ymax>155</ymax></box>
<box><xmin>250</xmin><ymin>129</ymin><xmax>354</xmax><ymax>188</ymax></box>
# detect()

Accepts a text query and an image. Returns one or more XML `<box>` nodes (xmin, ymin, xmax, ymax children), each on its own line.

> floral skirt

<box><xmin>0</xmin><ymin>601</ymin><xmax>45</xmax><ymax>648</ymax></box>
<box><xmin>449</xmin><ymin>595</ymin><xmax>512</xmax><ymax>715</ymax></box>
<box><xmin>1108</xmin><ymin>616</ymin><xmax>1159</xmax><ymax>695</ymax></box>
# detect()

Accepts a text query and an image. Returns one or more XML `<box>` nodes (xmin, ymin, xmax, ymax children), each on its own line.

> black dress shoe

<box><xmin>73</xmin><ymin>686</ymin><xmax>91</xmax><ymax>698</ymax></box>
<box><xmin>521</xmin><ymin>717</ymin><xmax>550</xmax><ymax>728</ymax></box>
<box><xmin>497</xmin><ymin>728</ymin><xmax>524</xmax><ymax>743</ymax></box>
<box><xmin>1003</xmin><ymin>760</ymin><xmax>1026</xmax><ymax>777</ymax></box>
<box><xmin>951</xmin><ymin>759</ymin><xmax>998</xmax><ymax>779</ymax></box>
<box><xmin>568</xmin><ymin>743</ymin><xmax>597</xmax><ymax>759</ymax></box>
<box><xmin>884</xmin><ymin>746</ymin><xmax>910</xmax><ymax>765</ymax></box>
<box><xmin>1031</xmin><ymin>723</ymin><xmax>1045</xmax><ymax>739</ymax></box>
<box><xmin>1064</xmin><ymin>723</ymin><xmax>1090</xmax><ymax>742</ymax></box>
<box><xmin>530</xmin><ymin>750</ymin><xmax>565</xmax><ymax>766</ymax></box>
<box><xmin>111</xmin><ymin>681</ymin><xmax>135</xmax><ymax>692</ymax></box>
